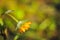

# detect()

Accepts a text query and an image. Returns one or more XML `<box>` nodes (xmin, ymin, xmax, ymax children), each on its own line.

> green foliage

<box><xmin>0</xmin><ymin>8</ymin><xmax>3</xmax><ymax>16</ymax></box>
<box><xmin>0</xmin><ymin>18</ymin><xmax>3</xmax><ymax>26</ymax></box>
<box><xmin>30</xmin><ymin>22</ymin><xmax>38</xmax><ymax>30</ymax></box>
<box><xmin>10</xmin><ymin>9</ymin><xmax>25</xmax><ymax>20</ymax></box>
<box><xmin>4</xmin><ymin>16</ymin><xmax>16</xmax><ymax>32</ymax></box>
<box><xmin>53</xmin><ymin>0</ymin><xmax>60</xmax><ymax>4</ymax></box>
<box><xmin>39</xmin><ymin>18</ymin><xmax>51</xmax><ymax>30</ymax></box>
<box><xmin>0</xmin><ymin>36</ymin><xmax>4</xmax><ymax>40</ymax></box>
<box><xmin>0</xmin><ymin>0</ymin><xmax>59</xmax><ymax>40</ymax></box>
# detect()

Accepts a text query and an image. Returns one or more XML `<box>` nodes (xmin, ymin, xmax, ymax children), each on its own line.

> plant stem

<box><xmin>6</xmin><ymin>14</ymin><xmax>18</xmax><ymax>23</ymax></box>
<box><xmin>14</xmin><ymin>34</ymin><xmax>20</xmax><ymax>40</ymax></box>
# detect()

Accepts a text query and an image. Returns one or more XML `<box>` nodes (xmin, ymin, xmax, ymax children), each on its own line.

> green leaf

<box><xmin>0</xmin><ymin>8</ymin><xmax>3</xmax><ymax>16</ymax></box>
<box><xmin>4</xmin><ymin>16</ymin><xmax>16</xmax><ymax>32</ymax></box>
<box><xmin>49</xmin><ymin>21</ymin><xmax>56</xmax><ymax>31</ymax></box>
<box><xmin>0</xmin><ymin>18</ymin><xmax>3</xmax><ymax>26</ymax></box>
<box><xmin>30</xmin><ymin>22</ymin><xmax>38</xmax><ymax>30</ymax></box>
<box><xmin>39</xmin><ymin>18</ymin><xmax>51</xmax><ymax>30</ymax></box>
<box><xmin>10</xmin><ymin>9</ymin><xmax>25</xmax><ymax>20</ymax></box>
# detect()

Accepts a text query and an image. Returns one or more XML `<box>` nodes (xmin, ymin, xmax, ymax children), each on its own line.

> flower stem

<box><xmin>14</xmin><ymin>34</ymin><xmax>20</xmax><ymax>40</ymax></box>
<box><xmin>6</xmin><ymin>14</ymin><xmax>19</xmax><ymax>23</ymax></box>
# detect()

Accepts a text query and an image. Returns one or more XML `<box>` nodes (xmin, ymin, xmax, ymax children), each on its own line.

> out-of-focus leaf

<box><xmin>10</xmin><ymin>9</ymin><xmax>25</xmax><ymax>20</ymax></box>
<box><xmin>25</xmin><ymin>31</ymin><xmax>40</xmax><ymax>39</ymax></box>
<box><xmin>39</xmin><ymin>18</ymin><xmax>51</xmax><ymax>30</ymax></box>
<box><xmin>49</xmin><ymin>21</ymin><xmax>56</xmax><ymax>31</ymax></box>
<box><xmin>0</xmin><ymin>8</ymin><xmax>3</xmax><ymax>16</ymax></box>
<box><xmin>4</xmin><ymin>16</ymin><xmax>16</xmax><ymax>32</ymax></box>
<box><xmin>30</xmin><ymin>22</ymin><xmax>38</xmax><ymax>30</ymax></box>
<box><xmin>47</xmin><ymin>20</ymin><xmax>56</xmax><ymax>38</ymax></box>
<box><xmin>25</xmin><ymin>1</ymin><xmax>39</xmax><ymax>14</ymax></box>
<box><xmin>53</xmin><ymin>0</ymin><xmax>60</xmax><ymax>4</ymax></box>
<box><xmin>0</xmin><ymin>18</ymin><xmax>3</xmax><ymax>26</ymax></box>
<box><xmin>14</xmin><ymin>34</ymin><xmax>20</xmax><ymax>40</ymax></box>
<box><xmin>0</xmin><ymin>36</ymin><xmax>4</xmax><ymax>40</ymax></box>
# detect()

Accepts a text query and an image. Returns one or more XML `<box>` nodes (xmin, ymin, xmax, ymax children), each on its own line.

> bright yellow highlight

<box><xmin>18</xmin><ymin>22</ymin><xmax>32</xmax><ymax>33</ymax></box>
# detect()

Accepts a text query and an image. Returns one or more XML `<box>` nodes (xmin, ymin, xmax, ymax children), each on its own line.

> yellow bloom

<box><xmin>18</xmin><ymin>21</ymin><xmax>32</xmax><ymax>33</ymax></box>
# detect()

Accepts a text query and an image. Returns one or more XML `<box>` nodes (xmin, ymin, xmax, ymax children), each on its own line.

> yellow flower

<box><xmin>18</xmin><ymin>21</ymin><xmax>32</xmax><ymax>33</ymax></box>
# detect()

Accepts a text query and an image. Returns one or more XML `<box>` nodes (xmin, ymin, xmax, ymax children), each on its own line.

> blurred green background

<box><xmin>0</xmin><ymin>0</ymin><xmax>60</xmax><ymax>40</ymax></box>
